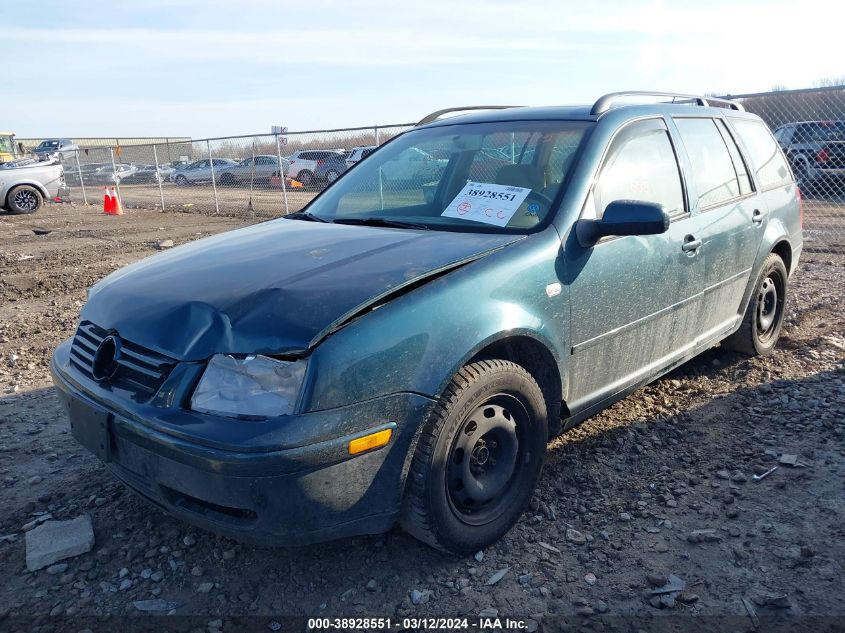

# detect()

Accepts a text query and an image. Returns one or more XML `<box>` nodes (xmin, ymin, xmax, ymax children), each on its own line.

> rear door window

<box><xmin>730</xmin><ymin>118</ymin><xmax>792</xmax><ymax>189</ymax></box>
<box><xmin>674</xmin><ymin>117</ymin><xmax>740</xmax><ymax>208</ymax></box>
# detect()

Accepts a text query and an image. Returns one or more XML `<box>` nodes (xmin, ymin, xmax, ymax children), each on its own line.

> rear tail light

<box><xmin>316</xmin><ymin>160</ymin><xmax>325</xmax><ymax>166</ymax></box>
<box><xmin>817</xmin><ymin>148</ymin><xmax>829</xmax><ymax>163</ymax></box>
<box><xmin>797</xmin><ymin>186</ymin><xmax>804</xmax><ymax>229</ymax></box>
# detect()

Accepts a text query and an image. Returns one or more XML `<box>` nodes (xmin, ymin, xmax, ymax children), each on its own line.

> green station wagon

<box><xmin>51</xmin><ymin>92</ymin><xmax>802</xmax><ymax>553</ymax></box>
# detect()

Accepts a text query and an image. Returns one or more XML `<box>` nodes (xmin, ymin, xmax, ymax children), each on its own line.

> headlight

<box><xmin>191</xmin><ymin>354</ymin><xmax>307</xmax><ymax>419</ymax></box>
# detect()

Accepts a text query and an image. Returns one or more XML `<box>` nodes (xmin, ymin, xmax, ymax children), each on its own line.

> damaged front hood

<box><xmin>83</xmin><ymin>219</ymin><xmax>522</xmax><ymax>360</ymax></box>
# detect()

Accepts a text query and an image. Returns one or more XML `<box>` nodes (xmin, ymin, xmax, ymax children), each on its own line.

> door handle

<box><xmin>682</xmin><ymin>235</ymin><xmax>702</xmax><ymax>253</ymax></box>
<box><xmin>752</xmin><ymin>209</ymin><xmax>764</xmax><ymax>225</ymax></box>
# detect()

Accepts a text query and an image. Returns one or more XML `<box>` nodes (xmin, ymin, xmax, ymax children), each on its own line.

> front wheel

<box><xmin>174</xmin><ymin>175</ymin><xmax>189</xmax><ymax>186</ymax></box>
<box><xmin>401</xmin><ymin>360</ymin><xmax>547</xmax><ymax>554</ymax></box>
<box><xmin>722</xmin><ymin>253</ymin><xmax>788</xmax><ymax>356</ymax></box>
<box><xmin>7</xmin><ymin>185</ymin><xmax>43</xmax><ymax>214</ymax></box>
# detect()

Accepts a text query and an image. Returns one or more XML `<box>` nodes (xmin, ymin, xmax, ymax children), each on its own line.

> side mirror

<box><xmin>576</xmin><ymin>200</ymin><xmax>670</xmax><ymax>246</ymax></box>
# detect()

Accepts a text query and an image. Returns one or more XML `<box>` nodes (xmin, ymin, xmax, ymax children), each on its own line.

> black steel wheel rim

<box><xmin>756</xmin><ymin>271</ymin><xmax>784</xmax><ymax>343</ymax></box>
<box><xmin>446</xmin><ymin>393</ymin><xmax>528</xmax><ymax>526</ymax></box>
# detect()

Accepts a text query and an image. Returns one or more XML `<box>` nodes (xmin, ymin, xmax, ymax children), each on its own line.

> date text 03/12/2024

<box><xmin>306</xmin><ymin>616</ymin><xmax>531</xmax><ymax>630</ymax></box>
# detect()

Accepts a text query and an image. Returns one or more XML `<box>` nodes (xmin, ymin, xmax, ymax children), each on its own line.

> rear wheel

<box><xmin>325</xmin><ymin>169</ymin><xmax>340</xmax><ymax>184</ymax></box>
<box><xmin>401</xmin><ymin>360</ymin><xmax>547</xmax><ymax>554</ymax></box>
<box><xmin>174</xmin><ymin>175</ymin><xmax>189</xmax><ymax>186</ymax></box>
<box><xmin>219</xmin><ymin>173</ymin><xmax>235</xmax><ymax>186</ymax></box>
<box><xmin>7</xmin><ymin>185</ymin><xmax>43</xmax><ymax>214</ymax></box>
<box><xmin>296</xmin><ymin>170</ymin><xmax>314</xmax><ymax>188</ymax></box>
<box><xmin>722</xmin><ymin>253</ymin><xmax>788</xmax><ymax>356</ymax></box>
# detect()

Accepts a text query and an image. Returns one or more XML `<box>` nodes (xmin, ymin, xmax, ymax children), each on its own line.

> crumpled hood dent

<box><xmin>82</xmin><ymin>220</ymin><xmax>522</xmax><ymax>361</ymax></box>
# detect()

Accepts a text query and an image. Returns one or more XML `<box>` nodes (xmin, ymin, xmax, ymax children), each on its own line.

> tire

<box><xmin>325</xmin><ymin>169</ymin><xmax>339</xmax><ymax>184</ymax></box>
<box><xmin>791</xmin><ymin>157</ymin><xmax>816</xmax><ymax>194</ymax></box>
<box><xmin>401</xmin><ymin>359</ymin><xmax>548</xmax><ymax>554</ymax></box>
<box><xmin>174</xmin><ymin>175</ymin><xmax>189</xmax><ymax>186</ymax></box>
<box><xmin>722</xmin><ymin>253</ymin><xmax>788</xmax><ymax>356</ymax></box>
<box><xmin>296</xmin><ymin>170</ymin><xmax>314</xmax><ymax>188</ymax></box>
<box><xmin>7</xmin><ymin>185</ymin><xmax>43</xmax><ymax>214</ymax></box>
<box><xmin>219</xmin><ymin>173</ymin><xmax>235</xmax><ymax>186</ymax></box>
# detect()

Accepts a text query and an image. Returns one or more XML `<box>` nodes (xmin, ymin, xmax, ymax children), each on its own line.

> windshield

<box><xmin>0</xmin><ymin>136</ymin><xmax>13</xmax><ymax>153</ymax></box>
<box><xmin>303</xmin><ymin>120</ymin><xmax>591</xmax><ymax>232</ymax></box>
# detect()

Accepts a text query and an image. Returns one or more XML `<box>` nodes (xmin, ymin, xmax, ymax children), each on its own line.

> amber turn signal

<box><xmin>348</xmin><ymin>428</ymin><xmax>393</xmax><ymax>455</ymax></box>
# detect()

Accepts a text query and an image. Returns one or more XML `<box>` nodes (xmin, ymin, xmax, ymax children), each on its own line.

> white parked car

<box><xmin>346</xmin><ymin>145</ymin><xmax>377</xmax><ymax>169</ymax></box>
<box><xmin>285</xmin><ymin>150</ymin><xmax>345</xmax><ymax>187</ymax></box>
<box><xmin>378</xmin><ymin>147</ymin><xmax>448</xmax><ymax>183</ymax></box>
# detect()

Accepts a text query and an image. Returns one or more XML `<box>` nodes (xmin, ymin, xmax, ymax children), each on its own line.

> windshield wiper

<box><xmin>332</xmin><ymin>217</ymin><xmax>430</xmax><ymax>230</ymax></box>
<box><xmin>284</xmin><ymin>211</ymin><xmax>329</xmax><ymax>223</ymax></box>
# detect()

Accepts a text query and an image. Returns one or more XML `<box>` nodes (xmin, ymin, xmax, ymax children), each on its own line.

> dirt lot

<box><xmin>0</xmin><ymin>203</ymin><xmax>843</xmax><ymax>631</ymax></box>
<box><xmin>72</xmin><ymin>182</ymin><xmax>318</xmax><ymax>220</ymax></box>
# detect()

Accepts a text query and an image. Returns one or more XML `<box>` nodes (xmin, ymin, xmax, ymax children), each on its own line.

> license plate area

<box><xmin>68</xmin><ymin>398</ymin><xmax>112</xmax><ymax>462</ymax></box>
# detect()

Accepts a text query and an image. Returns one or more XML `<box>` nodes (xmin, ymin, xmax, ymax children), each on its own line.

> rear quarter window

<box><xmin>730</xmin><ymin>118</ymin><xmax>792</xmax><ymax>189</ymax></box>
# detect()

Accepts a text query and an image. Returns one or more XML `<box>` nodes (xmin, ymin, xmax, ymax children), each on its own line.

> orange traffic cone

<box><xmin>110</xmin><ymin>187</ymin><xmax>123</xmax><ymax>215</ymax></box>
<box><xmin>103</xmin><ymin>187</ymin><xmax>114</xmax><ymax>214</ymax></box>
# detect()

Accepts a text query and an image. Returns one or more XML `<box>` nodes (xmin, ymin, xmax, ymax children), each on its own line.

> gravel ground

<box><xmin>0</xmin><ymin>204</ymin><xmax>843</xmax><ymax>631</ymax></box>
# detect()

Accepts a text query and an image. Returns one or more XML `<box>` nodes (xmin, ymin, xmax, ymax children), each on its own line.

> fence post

<box><xmin>73</xmin><ymin>151</ymin><xmax>88</xmax><ymax>205</ymax></box>
<box><xmin>247</xmin><ymin>139</ymin><xmax>256</xmax><ymax>220</ymax></box>
<box><xmin>275</xmin><ymin>134</ymin><xmax>289</xmax><ymax>215</ymax></box>
<box><xmin>109</xmin><ymin>147</ymin><xmax>122</xmax><ymax>206</ymax></box>
<box><xmin>207</xmin><ymin>140</ymin><xmax>220</xmax><ymax>215</ymax></box>
<box><xmin>153</xmin><ymin>144</ymin><xmax>166</xmax><ymax>211</ymax></box>
<box><xmin>374</xmin><ymin>125</ymin><xmax>380</xmax><ymax>146</ymax></box>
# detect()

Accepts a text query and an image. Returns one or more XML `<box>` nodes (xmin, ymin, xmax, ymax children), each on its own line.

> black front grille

<box><xmin>69</xmin><ymin>321</ymin><xmax>175</xmax><ymax>399</ymax></box>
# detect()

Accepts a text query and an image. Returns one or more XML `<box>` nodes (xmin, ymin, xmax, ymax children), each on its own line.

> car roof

<box><xmin>776</xmin><ymin>120</ymin><xmax>845</xmax><ymax>126</ymax></box>
<box><xmin>418</xmin><ymin>102</ymin><xmax>756</xmax><ymax>129</ymax></box>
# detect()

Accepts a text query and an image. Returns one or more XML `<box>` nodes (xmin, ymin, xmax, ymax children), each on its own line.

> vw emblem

<box><xmin>92</xmin><ymin>335</ymin><xmax>122</xmax><ymax>381</ymax></box>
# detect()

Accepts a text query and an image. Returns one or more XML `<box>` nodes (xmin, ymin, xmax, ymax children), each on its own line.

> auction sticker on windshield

<box><xmin>441</xmin><ymin>181</ymin><xmax>532</xmax><ymax>227</ymax></box>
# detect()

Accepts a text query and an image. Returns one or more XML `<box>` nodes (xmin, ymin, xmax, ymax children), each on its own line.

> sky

<box><xmin>2</xmin><ymin>0</ymin><xmax>842</xmax><ymax>139</ymax></box>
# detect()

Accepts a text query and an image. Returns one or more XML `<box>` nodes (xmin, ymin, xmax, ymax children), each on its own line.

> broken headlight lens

<box><xmin>190</xmin><ymin>354</ymin><xmax>307</xmax><ymax>419</ymax></box>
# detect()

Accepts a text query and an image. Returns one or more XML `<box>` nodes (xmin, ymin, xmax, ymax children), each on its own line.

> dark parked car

<box><xmin>65</xmin><ymin>162</ymin><xmax>110</xmax><ymax>185</ymax></box>
<box><xmin>170</xmin><ymin>158</ymin><xmax>237</xmax><ymax>185</ymax></box>
<box><xmin>314</xmin><ymin>152</ymin><xmax>348</xmax><ymax>187</ymax></box>
<box><xmin>119</xmin><ymin>164</ymin><xmax>172</xmax><ymax>184</ymax></box>
<box><xmin>773</xmin><ymin>120</ymin><xmax>845</xmax><ymax>191</ymax></box>
<box><xmin>51</xmin><ymin>93</ymin><xmax>801</xmax><ymax>554</ymax></box>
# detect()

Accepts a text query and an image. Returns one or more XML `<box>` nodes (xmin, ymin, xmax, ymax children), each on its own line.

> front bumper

<box><xmin>51</xmin><ymin>339</ymin><xmax>433</xmax><ymax>546</ymax></box>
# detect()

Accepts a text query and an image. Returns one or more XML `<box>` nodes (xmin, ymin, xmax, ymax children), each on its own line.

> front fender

<box><xmin>301</xmin><ymin>229</ymin><xmax>567</xmax><ymax>413</ymax></box>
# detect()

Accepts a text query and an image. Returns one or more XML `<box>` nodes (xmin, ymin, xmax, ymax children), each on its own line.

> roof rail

<box><xmin>591</xmin><ymin>91</ymin><xmax>744</xmax><ymax>116</ymax></box>
<box><xmin>416</xmin><ymin>105</ymin><xmax>523</xmax><ymax>126</ymax></box>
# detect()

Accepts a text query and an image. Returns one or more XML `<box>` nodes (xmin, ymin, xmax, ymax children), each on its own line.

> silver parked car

<box><xmin>91</xmin><ymin>163</ymin><xmax>137</xmax><ymax>184</ymax></box>
<box><xmin>0</xmin><ymin>157</ymin><xmax>66</xmax><ymax>214</ymax></box>
<box><xmin>170</xmin><ymin>159</ymin><xmax>237</xmax><ymax>185</ymax></box>
<box><xmin>217</xmin><ymin>155</ymin><xmax>289</xmax><ymax>186</ymax></box>
<box><xmin>32</xmin><ymin>138</ymin><xmax>79</xmax><ymax>159</ymax></box>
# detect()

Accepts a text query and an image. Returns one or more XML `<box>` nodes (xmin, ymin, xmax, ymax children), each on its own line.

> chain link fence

<box><xmin>49</xmin><ymin>124</ymin><xmax>412</xmax><ymax>220</ymax></box>
<box><xmin>723</xmin><ymin>86</ymin><xmax>845</xmax><ymax>256</ymax></box>
<box><xmin>35</xmin><ymin>86</ymin><xmax>845</xmax><ymax>257</ymax></box>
